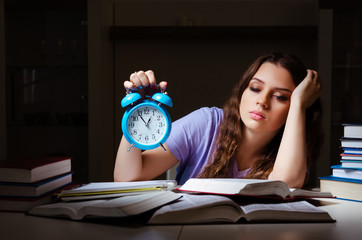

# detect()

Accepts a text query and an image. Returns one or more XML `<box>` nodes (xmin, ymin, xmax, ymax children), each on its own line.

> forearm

<box><xmin>268</xmin><ymin>102</ymin><xmax>307</xmax><ymax>188</ymax></box>
<box><xmin>114</xmin><ymin>136</ymin><xmax>144</xmax><ymax>181</ymax></box>
<box><xmin>114</xmin><ymin>136</ymin><xmax>179</xmax><ymax>182</ymax></box>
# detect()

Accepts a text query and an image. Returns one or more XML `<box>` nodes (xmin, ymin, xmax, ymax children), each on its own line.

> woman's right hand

<box><xmin>290</xmin><ymin>69</ymin><xmax>321</xmax><ymax>110</ymax></box>
<box><xmin>124</xmin><ymin>70</ymin><xmax>167</xmax><ymax>96</ymax></box>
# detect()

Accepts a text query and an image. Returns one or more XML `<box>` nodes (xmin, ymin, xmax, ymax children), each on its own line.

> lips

<box><xmin>249</xmin><ymin>110</ymin><xmax>265</xmax><ymax>120</ymax></box>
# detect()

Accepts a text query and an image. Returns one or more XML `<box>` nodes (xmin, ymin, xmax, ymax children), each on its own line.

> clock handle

<box><xmin>121</xmin><ymin>92</ymin><xmax>142</xmax><ymax>108</ymax></box>
<box><xmin>152</xmin><ymin>93</ymin><xmax>173</xmax><ymax>107</ymax></box>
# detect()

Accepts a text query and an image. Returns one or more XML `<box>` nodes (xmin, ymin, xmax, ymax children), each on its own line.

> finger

<box><xmin>313</xmin><ymin>71</ymin><xmax>320</xmax><ymax>85</ymax></box>
<box><xmin>159</xmin><ymin>81</ymin><xmax>167</xmax><ymax>92</ymax></box>
<box><xmin>136</xmin><ymin>71</ymin><xmax>150</xmax><ymax>87</ymax></box>
<box><xmin>313</xmin><ymin>71</ymin><xmax>322</xmax><ymax>92</ymax></box>
<box><xmin>308</xmin><ymin>70</ymin><xmax>321</xmax><ymax>88</ymax></box>
<box><xmin>130</xmin><ymin>72</ymin><xmax>142</xmax><ymax>88</ymax></box>
<box><xmin>309</xmin><ymin>70</ymin><xmax>317</xmax><ymax>80</ymax></box>
<box><xmin>307</xmin><ymin>69</ymin><xmax>319</xmax><ymax>82</ymax></box>
<box><xmin>306</xmin><ymin>69</ymin><xmax>314</xmax><ymax>80</ymax></box>
<box><xmin>124</xmin><ymin>80</ymin><xmax>135</xmax><ymax>90</ymax></box>
<box><xmin>145</xmin><ymin>70</ymin><xmax>157</xmax><ymax>86</ymax></box>
<box><xmin>307</xmin><ymin>70</ymin><xmax>322</xmax><ymax>97</ymax></box>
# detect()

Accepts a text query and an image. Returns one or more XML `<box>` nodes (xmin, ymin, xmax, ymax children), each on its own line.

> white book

<box><xmin>341</xmin><ymin>161</ymin><xmax>362</xmax><ymax>168</ymax></box>
<box><xmin>343</xmin><ymin>124</ymin><xmax>362</xmax><ymax>139</ymax></box>
<box><xmin>332</xmin><ymin>168</ymin><xmax>362</xmax><ymax>180</ymax></box>
<box><xmin>177</xmin><ymin>178</ymin><xmax>333</xmax><ymax>199</ymax></box>
<box><xmin>341</xmin><ymin>155</ymin><xmax>362</xmax><ymax>161</ymax></box>
<box><xmin>57</xmin><ymin>180</ymin><xmax>177</xmax><ymax>201</ymax></box>
<box><xmin>341</xmin><ymin>138</ymin><xmax>362</xmax><ymax>148</ymax></box>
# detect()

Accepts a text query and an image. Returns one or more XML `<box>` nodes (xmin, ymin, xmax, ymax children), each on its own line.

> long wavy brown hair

<box><xmin>198</xmin><ymin>52</ymin><xmax>323</xmax><ymax>184</ymax></box>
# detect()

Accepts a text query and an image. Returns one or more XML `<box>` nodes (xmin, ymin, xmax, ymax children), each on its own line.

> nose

<box><xmin>257</xmin><ymin>93</ymin><xmax>269</xmax><ymax>109</ymax></box>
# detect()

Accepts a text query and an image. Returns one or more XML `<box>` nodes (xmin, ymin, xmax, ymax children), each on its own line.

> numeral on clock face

<box><xmin>127</xmin><ymin>106</ymin><xmax>167</xmax><ymax>145</ymax></box>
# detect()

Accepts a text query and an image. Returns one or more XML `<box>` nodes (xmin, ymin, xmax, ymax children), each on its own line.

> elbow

<box><xmin>113</xmin><ymin>171</ymin><xmax>132</xmax><ymax>182</ymax></box>
<box><xmin>113</xmin><ymin>174</ymin><xmax>136</xmax><ymax>182</ymax></box>
<box><xmin>114</xmin><ymin>175</ymin><xmax>124</xmax><ymax>182</ymax></box>
<box><xmin>286</xmin><ymin>179</ymin><xmax>305</xmax><ymax>189</ymax></box>
<box><xmin>114</xmin><ymin>171</ymin><xmax>143</xmax><ymax>182</ymax></box>
<box><xmin>268</xmin><ymin>172</ymin><xmax>305</xmax><ymax>189</ymax></box>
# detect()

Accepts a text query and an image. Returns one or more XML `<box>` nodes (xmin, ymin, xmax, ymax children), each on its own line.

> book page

<box><xmin>28</xmin><ymin>199</ymin><xmax>105</xmax><ymax>220</ymax></box>
<box><xmin>289</xmin><ymin>188</ymin><xmax>334</xmax><ymax>198</ymax></box>
<box><xmin>88</xmin><ymin>191</ymin><xmax>180</xmax><ymax>216</ymax></box>
<box><xmin>178</xmin><ymin>178</ymin><xmax>289</xmax><ymax>198</ymax></box>
<box><xmin>241</xmin><ymin>201</ymin><xmax>325</xmax><ymax>215</ymax></box>
<box><xmin>152</xmin><ymin>194</ymin><xmax>237</xmax><ymax>214</ymax></box>
<box><xmin>179</xmin><ymin>178</ymin><xmax>267</xmax><ymax>194</ymax></box>
<box><xmin>149</xmin><ymin>193</ymin><xmax>242</xmax><ymax>224</ymax></box>
<box><xmin>29</xmin><ymin>191</ymin><xmax>181</xmax><ymax>220</ymax></box>
<box><xmin>240</xmin><ymin>201</ymin><xmax>333</xmax><ymax>222</ymax></box>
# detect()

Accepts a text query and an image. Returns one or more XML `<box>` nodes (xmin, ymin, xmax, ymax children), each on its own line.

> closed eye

<box><xmin>249</xmin><ymin>87</ymin><xmax>261</xmax><ymax>92</ymax></box>
<box><xmin>274</xmin><ymin>95</ymin><xmax>289</xmax><ymax>101</ymax></box>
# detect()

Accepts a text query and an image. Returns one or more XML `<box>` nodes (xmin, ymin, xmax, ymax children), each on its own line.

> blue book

<box><xmin>340</xmin><ymin>160</ymin><xmax>362</xmax><ymax>168</ymax></box>
<box><xmin>319</xmin><ymin>175</ymin><xmax>362</xmax><ymax>184</ymax></box>
<box><xmin>331</xmin><ymin>165</ymin><xmax>362</xmax><ymax>180</ymax></box>
<box><xmin>319</xmin><ymin>176</ymin><xmax>362</xmax><ymax>202</ymax></box>
<box><xmin>343</xmin><ymin>147</ymin><xmax>362</xmax><ymax>151</ymax></box>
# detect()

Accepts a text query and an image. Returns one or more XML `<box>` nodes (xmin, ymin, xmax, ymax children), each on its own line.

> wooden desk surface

<box><xmin>0</xmin><ymin>198</ymin><xmax>361</xmax><ymax>240</ymax></box>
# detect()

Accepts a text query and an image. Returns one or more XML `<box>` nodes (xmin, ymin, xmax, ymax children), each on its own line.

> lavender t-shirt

<box><xmin>166</xmin><ymin>107</ymin><xmax>249</xmax><ymax>184</ymax></box>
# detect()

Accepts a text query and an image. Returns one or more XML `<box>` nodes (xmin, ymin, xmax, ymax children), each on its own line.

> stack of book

<box><xmin>320</xmin><ymin>124</ymin><xmax>362</xmax><ymax>202</ymax></box>
<box><xmin>0</xmin><ymin>155</ymin><xmax>73</xmax><ymax>212</ymax></box>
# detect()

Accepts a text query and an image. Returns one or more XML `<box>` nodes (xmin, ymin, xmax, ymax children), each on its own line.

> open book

<box><xmin>28</xmin><ymin>192</ymin><xmax>334</xmax><ymax>224</ymax></box>
<box><xmin>149</xmin><ymin>194</ymin><xmax>335</xmax><ymax>224</ymax></box>
<box><xmin>57</xmin><ymin>180</ymin><xmax>177</xmax><ymax>201</ymax></box>
<box><xmin>177</xmin><ymin>178</ymin><xmax>334</xmax><ymax>199</ymax></box>
<box><xmin>28</xmin><ymin>191</ymin><xmax>181</xmax><ymax>220</ymax></box>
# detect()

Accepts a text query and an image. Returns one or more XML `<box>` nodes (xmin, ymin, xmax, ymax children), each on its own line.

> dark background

<box><xmin>1</xmin><ymin>0</ymin><xmax>361</xmax><ymax>187</ymax></box>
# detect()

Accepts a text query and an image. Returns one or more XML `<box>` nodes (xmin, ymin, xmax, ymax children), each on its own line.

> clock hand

<box><xmin>146</xmin><ymin>117</ymin><xmax>152</xmax><ymax>127</ymax></box>
<box><xmin>140</xmin><ymin>116</ymin><xmax>147</xmax><ymax>125</ymax></box>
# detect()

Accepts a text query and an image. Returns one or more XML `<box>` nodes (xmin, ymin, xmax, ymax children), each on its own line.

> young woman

<box><xmin>114</xmin><ymin>52</ymin><xmax>323</xmax><ymax>188</ymax></box>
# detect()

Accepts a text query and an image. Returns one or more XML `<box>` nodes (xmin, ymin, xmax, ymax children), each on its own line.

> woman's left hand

<box><xmin>291</xmin><ymin>69</ymin><xmax>321</xmax><ymax>110</ymax></box>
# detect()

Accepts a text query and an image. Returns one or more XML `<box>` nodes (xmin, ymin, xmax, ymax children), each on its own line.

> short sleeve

<box><xmin>166</xmin><ymin>107</ymin><xmax>223</xmax><ymax>183</ymax></box>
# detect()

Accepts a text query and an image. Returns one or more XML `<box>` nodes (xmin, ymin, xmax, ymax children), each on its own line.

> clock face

<box><xmin>126</xmin><ymin>105</ymin><xmax>168</xmax><ymax>146</ymax></box>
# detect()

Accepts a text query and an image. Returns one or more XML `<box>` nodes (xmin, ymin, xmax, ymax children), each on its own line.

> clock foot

<box><xmin>127</xmin><ymin>143</ymin><xmax>135</xmax><ymax>152</ymax></box>
<box><xmin>160</xmin><ymin>143</ymin><xmax>167</xmax><ymax>152</ymax></box>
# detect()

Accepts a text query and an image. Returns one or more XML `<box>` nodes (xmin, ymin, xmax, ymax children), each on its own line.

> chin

<box><xmin>244</xmin><ymin>121</ymin><xmax>282</xmax><ymax>135</ymax></box>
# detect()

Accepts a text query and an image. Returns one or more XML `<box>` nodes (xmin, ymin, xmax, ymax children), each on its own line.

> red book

<box><xmin>0</xmin><ymin>155</ymin><xmax>72</xmax><ymax>183</ymax></box>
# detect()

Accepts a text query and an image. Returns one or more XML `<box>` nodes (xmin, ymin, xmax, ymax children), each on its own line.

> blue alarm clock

<box><xmin>121</xmin><ymin>91</ymin><xmax>173</xmax><ymax>151</ymax></box>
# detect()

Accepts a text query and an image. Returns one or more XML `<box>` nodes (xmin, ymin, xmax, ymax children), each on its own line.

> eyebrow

<box><xmin>250</xmin><ymin>78</ymin><xmax>292</xmax><ymax>93</ymax></box>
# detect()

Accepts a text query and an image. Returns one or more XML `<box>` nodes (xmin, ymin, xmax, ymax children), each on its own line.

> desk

<box><xmin>0</xmin><ymin>198</ymin><xmax>361</xmax><ymax>240</ymax></box>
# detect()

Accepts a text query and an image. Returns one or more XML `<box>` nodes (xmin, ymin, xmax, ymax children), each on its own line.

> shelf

<box><xmin>8</xmin><ymin>123</ymin><xmax>87</xmax><ymax>127</ymax></box>
<box><xmin>110</xmin><ymin>26</ymin><xmax>318</xmax><ymax>40</ymax></box>
<box><xmin>333</xmin><ymin>64</ymin><xmax>362</xmax><ymax>69</ymax></box>
<box><xmin>6</xmin><ymin>66</ymin><xmax>87</xmax><ymax>69</ymax></box>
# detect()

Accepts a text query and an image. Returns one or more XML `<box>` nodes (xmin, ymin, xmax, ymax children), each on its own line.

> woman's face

<box><xmin>240</xmin><ymin>62</ymin><xmax>296</xmax><ymax>135</ymax></box>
